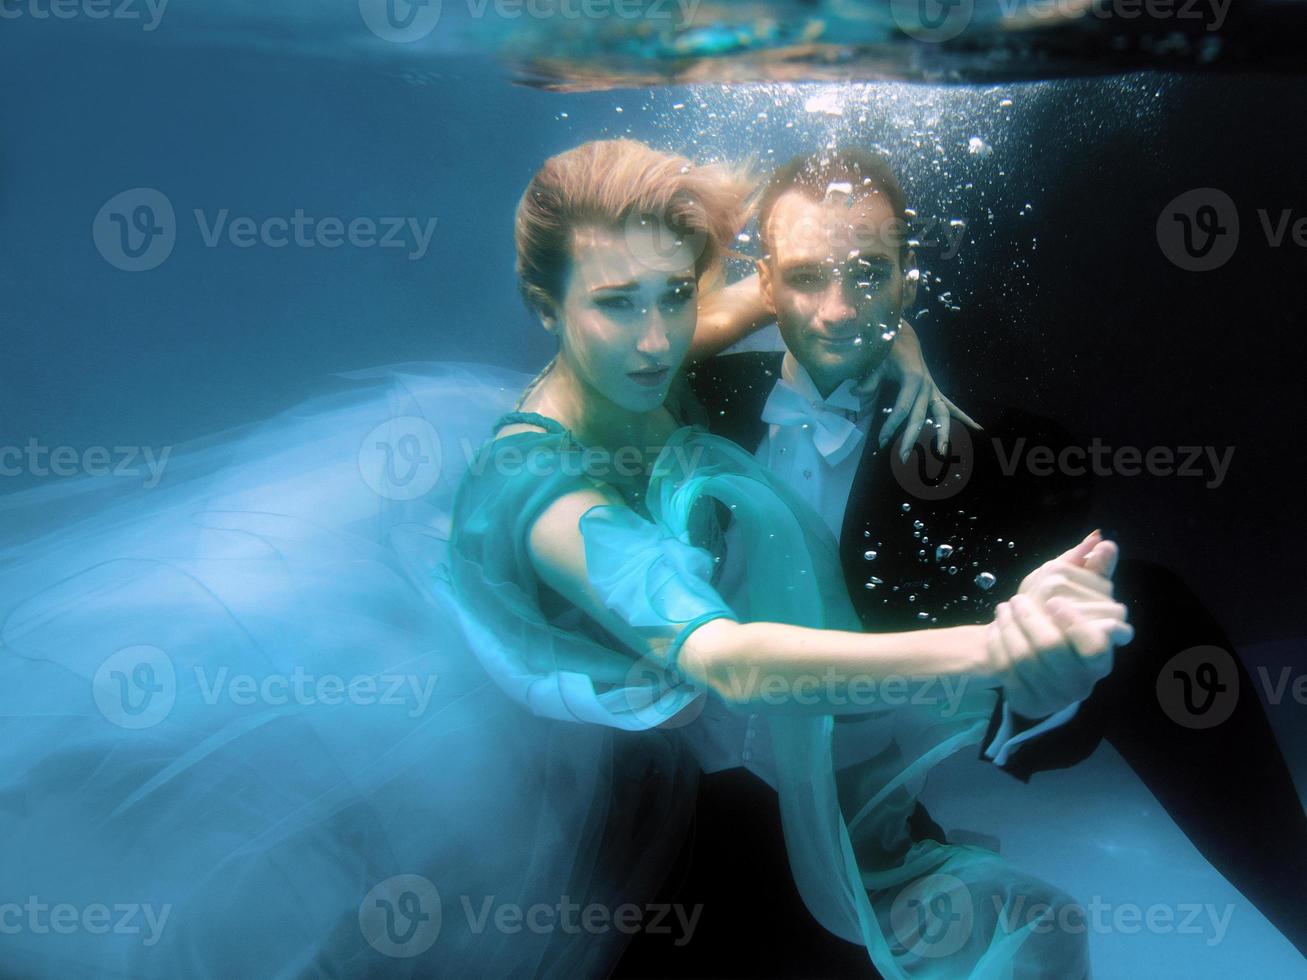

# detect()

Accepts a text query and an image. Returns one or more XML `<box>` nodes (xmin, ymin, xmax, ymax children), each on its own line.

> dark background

<box><xmin>1</xmin><ymin>12</ymin><xmax>1304</xmax><ymax>980</ymax></box>
<box><xmin>2</xmin><ymin>36</ymin><xmax>1302</xmax><ymax>646</ymax></box>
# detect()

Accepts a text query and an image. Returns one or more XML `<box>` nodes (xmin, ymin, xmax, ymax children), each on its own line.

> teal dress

<box><xmin>449</xmin><ymin>401</ymin><xmax>1090</xmax><ymax>979</ymax></box>
<box><xmin>0</xmin><ymin>361</ymin><xmax>1087</xmax><ymax>978</ymax></box>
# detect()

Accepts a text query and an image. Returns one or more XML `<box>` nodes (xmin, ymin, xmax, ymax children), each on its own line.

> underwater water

<box><xmin>1</xmin><ymin>2</ymin><xmax>1305</xmax><ymax>978</ymax></box>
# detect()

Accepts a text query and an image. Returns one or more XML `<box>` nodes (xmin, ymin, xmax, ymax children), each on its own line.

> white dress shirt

<box><xmin>753</xmin><ymin>352</ymin><xmax>1078</xmax><ymax>765</ymax></box>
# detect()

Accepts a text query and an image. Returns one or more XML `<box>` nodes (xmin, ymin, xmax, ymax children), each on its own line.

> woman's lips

<box><xmin>628</xmin><ymin>368</ymin><xmax>670</xmax><ymax>387</ymax></box>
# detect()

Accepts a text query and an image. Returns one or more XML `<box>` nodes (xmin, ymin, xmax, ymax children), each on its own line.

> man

<box><xmin>687</xmin><ymin>147</ymin><xmax>1307</xmax><ymax>965</ymax></box>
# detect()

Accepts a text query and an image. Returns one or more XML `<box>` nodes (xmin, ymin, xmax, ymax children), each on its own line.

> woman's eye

<box><xmin>595</xmin><ymin>296</ymin><xmax>633</xmax><ymax>311</ymax></box>
<box><xmin>663</xmin><ymin>287</ymin><xmax>696</xmax><ymax>308</ymax></box>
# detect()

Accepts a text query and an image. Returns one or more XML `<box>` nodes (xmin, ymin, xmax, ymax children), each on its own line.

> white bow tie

<box><xmin>761</xmin><ymin>380</ymin><xmax>865</xmax><ymax>466</ymax></box>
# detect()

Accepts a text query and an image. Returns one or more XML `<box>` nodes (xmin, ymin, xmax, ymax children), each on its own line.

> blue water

<box><xmin>1</xmin><ymin>10</ymin><xmax>1304</xmax><ymax>979</ymax></box>
<box><xmin>923</xmin><ymin>639</ymin><xmax>1307</xmax><ymax>978</ymax></box>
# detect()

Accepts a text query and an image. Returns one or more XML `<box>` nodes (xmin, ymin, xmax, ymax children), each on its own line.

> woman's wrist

<box><xmin>960</xmin><ymin>623</ymin><xmax>1004</xmax><ymax>688</ymax></box>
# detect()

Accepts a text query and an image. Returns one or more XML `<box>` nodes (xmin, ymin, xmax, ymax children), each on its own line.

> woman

<box><xmin>448</xmin><ymin>138</ymin><xmax>1130</xmax><ymax>979</ymax></box>
<box><xmin>0</xmin><ymin>139</ymin><xmax>1126</xmax><ymax>980</ymax></box>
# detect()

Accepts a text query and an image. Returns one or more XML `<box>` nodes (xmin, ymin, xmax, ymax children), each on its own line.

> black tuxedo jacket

<box><xmin>688</xmin><ymin>350</ymin><xmax>1097</xmax><ymax>777</ymax></box>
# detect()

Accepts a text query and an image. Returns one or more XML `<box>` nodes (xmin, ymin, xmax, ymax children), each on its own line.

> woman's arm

<box><xmin>526</xmin><ymin>489</ymin><xmax>1122</xmax><ymax>716</ymax></box>
<box><xmin>677</xmin><ymin>617</ymin><xmax>992</xmax><ymax>713</ymax></box>
<box><xmin>689</xmin><ymin>273</ymin><xmax>772</xmax><ymax>362</ymax></box>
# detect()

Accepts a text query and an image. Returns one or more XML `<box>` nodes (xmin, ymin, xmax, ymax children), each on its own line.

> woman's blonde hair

<box><xmin>514</xmin><ymin>139</ymin><xmax>754</xmax><ymax>318</ymax></box>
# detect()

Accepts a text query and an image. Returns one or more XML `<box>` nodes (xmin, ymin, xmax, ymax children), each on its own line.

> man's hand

<box><xmin>986</xmin><ymin>531</ymin><xmax>1133</xmax><ymax>720</ymax></box>
<box><xmin>854</xmin><ymin>318</ymin><xmax>980</xmax><ymax>463</ymax></box>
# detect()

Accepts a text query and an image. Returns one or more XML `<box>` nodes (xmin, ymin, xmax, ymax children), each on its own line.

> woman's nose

<box><xmin>636</xmin><ymin>312</ymin><xmax>672</xmax><ymax>355</ymax></box>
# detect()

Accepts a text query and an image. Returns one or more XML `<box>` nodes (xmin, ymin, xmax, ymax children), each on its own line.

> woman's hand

<box><xmin>854</xmin><ymin>318</ymin><xmax>979</xmax><ymax>463</ymax></box>
<box><xmin>986</xmin><ymin>531</ymin><xmax>1134</xmax><ymax>720</ymax></box>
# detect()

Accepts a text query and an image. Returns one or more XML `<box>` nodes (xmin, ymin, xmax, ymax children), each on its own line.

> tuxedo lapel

<box><xmin>837</xmin><ymin>386</ymin><xmax>897</xmax><ymax>616</ymax></box>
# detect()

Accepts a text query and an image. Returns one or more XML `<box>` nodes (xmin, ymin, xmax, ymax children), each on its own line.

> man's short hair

<box><xmin>757</xmin><ymin>147</ymin><xmax>908</xmax><ymax>261</ymax></box>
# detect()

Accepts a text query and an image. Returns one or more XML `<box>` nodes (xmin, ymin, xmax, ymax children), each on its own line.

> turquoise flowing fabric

<box><xmin>0</xmin><ymin>361</ymin><xmax>1088</xmax><ymax>978</ymax></box>
<box><xmin>450</xmin><ymin>418</ymin><xmax>1090</xmax><ymax>979</ymax></box>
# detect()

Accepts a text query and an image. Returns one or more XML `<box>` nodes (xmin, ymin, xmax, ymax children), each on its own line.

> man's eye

<box><xmin>789</xmin><ymin>273</ymin><xmax>824</xmax><ymax>288</ymax></box>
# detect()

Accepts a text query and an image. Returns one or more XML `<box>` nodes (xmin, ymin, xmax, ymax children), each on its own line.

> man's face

<box><xmin>760</xmin><ymin>188</ymin><xmax>917</xmax><ymax>395</ymax></box>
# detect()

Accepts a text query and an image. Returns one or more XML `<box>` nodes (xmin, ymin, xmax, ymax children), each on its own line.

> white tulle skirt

<box><xmin>0</xmin><ymin>362</ymin><xmax>697</xmax><ymax>979</ymax></box>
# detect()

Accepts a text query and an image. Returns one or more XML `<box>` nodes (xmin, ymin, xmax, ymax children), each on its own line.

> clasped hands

<box><xmin>985</xmin><ymin>530</ymin><xmax>1133</xmax><ymax>720</ymax></box>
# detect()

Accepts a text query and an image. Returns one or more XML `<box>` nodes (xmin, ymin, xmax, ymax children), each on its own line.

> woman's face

<box><xmin>550</xmin><ymin>219</ymin><xmax>699</xmax><ymax>414</ymax></box>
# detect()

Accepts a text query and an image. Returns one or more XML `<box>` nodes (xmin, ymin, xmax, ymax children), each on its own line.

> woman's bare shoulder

<box><xmin>493</xmin><ymin>421</ymin><xmax>551</xmax><ymax>440</ymax></box>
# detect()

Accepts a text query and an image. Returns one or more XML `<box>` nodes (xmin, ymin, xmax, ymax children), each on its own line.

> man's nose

<box><xmin>818</xmin><ymin>281</ymin><xmax>858</xmax><ymax>326</ymax></box>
